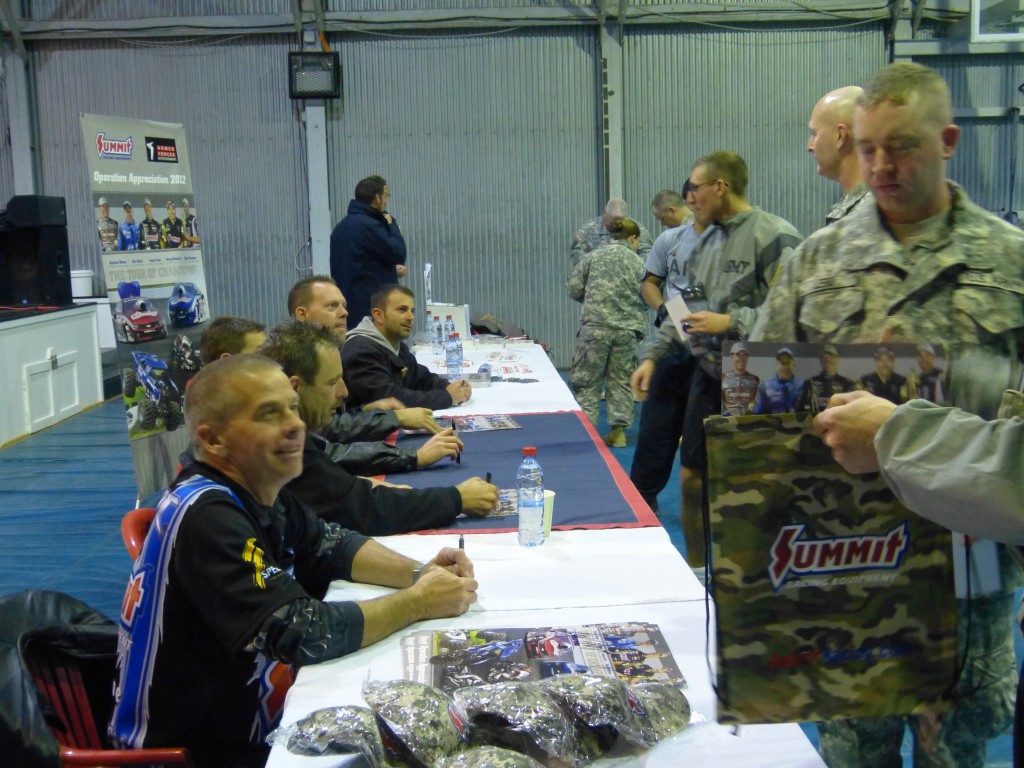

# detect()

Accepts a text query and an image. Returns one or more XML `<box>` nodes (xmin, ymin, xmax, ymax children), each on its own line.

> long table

<box><xmin>265</xmin><ymin>343</ymin><xmax>824</xmax><ymax>767</ymax></box>
<box><xmin>267</xmin><ymin>528</ymin><xmax>824</xmax><ymax>768</ymax></box>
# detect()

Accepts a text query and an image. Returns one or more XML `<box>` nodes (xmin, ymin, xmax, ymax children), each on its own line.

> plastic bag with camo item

<box><xmin>363</xmin><ymin>678</ymin><xmax>470</xmax><ymax>767</ymax></box>
<box><xmin>538</xmin><ymin>673</ymin><xmax>648</xmax><ymax>756</ymax></box>
<box><xmin>453</xmin><ymin>681</ymin><xmax>576</xmax><ymax>763</ymax></box>
<box><xmin>629</xmin><ymin>682</ymin><xmax>692</xmax><ymax>745</ymax></box>
<box><xmin>265</xmin><ymin>705</ymin><xmax>392</xmax><ymax>766</ymax></box>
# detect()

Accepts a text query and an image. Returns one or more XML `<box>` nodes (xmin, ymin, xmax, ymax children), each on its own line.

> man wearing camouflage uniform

<box><xmin>631</xmin><ymin>151</ymin><xmax>801</xmax><ymax>573</ymax></box>
<box><xmin>807</xmin><ymin>86</ymin><xmax>870</xmax><ymax>225</ymax></box>
<box><xmin>753</xmin><ymin>61</ymin><xmax>1023</xmax><ymax>768</ymax></box>
<box><xmin>570</xmin><ymin>197</ymin><xmax>653</xmax><ymax>267</ymax></box>
<box><xmin>566</xmin><ymin>217</ymin><xmax>647</xmax><ymax>447</ymax></box>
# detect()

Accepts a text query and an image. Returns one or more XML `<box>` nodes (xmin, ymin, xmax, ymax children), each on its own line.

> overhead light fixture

<box><xmin>288</xmin><ymin>52</ymin><xmax>341</xmax><ymax>99</ymax></box>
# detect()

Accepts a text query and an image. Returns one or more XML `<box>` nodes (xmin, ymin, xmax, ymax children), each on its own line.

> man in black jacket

<box><xmin>343</xmin><ymin>284</ymin><xmax>472</xmax><ymax>410</ymax></box>
<box><xmin>330</xmin><ymin>175</ymin><xmax>407</xmax><ymax>329</ymax></box>
<box><xmin>262</xmin><ymin>320</ymin><xmax>498</xmax><ymax>534</ymax></box>
<box><xmin>289</xmin><ymin>275</ymin><xmax>462</xmax><ymax>474</ymax></box>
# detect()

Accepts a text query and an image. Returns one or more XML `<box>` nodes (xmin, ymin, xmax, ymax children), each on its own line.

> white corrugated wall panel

<box><xmin>326</xmin><ymin>28</ymin><xmax>601</xmax><ymax>367</ymax></box>
<box><xmin>31</xmin><ymin>36</ymin><xmax>309</xmax><ymax>328</ymax></box>
<box><xmin>623</xmin><ymin>21</ymin><xmax>889</xmax><ymax>241</ymax></box>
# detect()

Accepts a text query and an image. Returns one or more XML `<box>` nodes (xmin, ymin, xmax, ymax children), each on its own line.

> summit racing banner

<box><xmin>705</xmin><ymin>412</ymin><xmax>956</xmax><ymax>725</ymax></box>
<box><xmin>80</xmin><ymin>114</ymin><xmax>209</xmax><ymax>500</ymax></box>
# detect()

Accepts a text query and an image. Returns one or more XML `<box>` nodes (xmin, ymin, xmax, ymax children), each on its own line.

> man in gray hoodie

<box><xmin>342</xmin><ymin>284</ymin><xmax>472</xmax><ymax>410</ymax></box>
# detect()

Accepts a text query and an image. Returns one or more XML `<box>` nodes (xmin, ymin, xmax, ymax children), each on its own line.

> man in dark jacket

<box><xmin>343</xmin><ymin>285</ymin><xmax>472</xmax><ymax>410</ymax></box>
<box><xmin>262</xmin><ymin>320</ymin><xmax>498</xmax><ymax>534</ymax></box>
<box><xmin>330</xmin><ymin>175</ymin><xmax>407</xmax><ymax>329</ymax></box>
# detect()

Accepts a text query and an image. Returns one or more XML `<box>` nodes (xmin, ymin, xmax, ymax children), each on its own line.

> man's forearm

<box><xmin>641</xmin><ymin>278</ymin><xmax>665</xmax><ymax>312</ymax></box>
<box><xmin>350</xmin><ymin>539</ymin><xmax>419</xmax><ymax>588</ymax></box>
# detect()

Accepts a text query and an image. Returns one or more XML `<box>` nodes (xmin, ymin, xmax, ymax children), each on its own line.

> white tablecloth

<box><xmin>324</xmin><ymin>527</ymin><xmax>708</xmax><ymax>608</ymax></box>
<box><xmin>413</xmin><ymin>342</ymin><xmax>580</xmax><ymax>416</ymax></box>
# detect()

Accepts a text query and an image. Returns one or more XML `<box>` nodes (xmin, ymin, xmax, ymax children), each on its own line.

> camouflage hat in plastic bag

<box><xmin>454</xmin><ymin>681</ymin><xmax>575</xmax><ymax>763</ymax></box>
<box><xmin>265</xmin><ymin>705</ymin><xmax>388</xmax><ymax>766</ymax></box>
<box><xmin>630</xmin><ymin>682</ymin><xmax>691</xmax><ymax>745</ymax></box>
<box><xmin>539</xmin><ymin>673</ymin><xmax>648</xmax><ymax>752</ymax></box>
<box><xmin>363</xmin><ymin>678</ymin><xmax>470</xmax><ymax>766</ymax></box>
<box><xmin>435</xmin><ymin>745</ymin><xmax>544</xmax><ymax>768</ymax></box>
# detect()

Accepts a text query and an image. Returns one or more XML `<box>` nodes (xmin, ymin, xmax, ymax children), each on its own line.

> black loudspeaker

<box><xmin>3</xmin><ymin>195</ymin><xmax>66</xmax><ymax>228</ymax></box>
<box><xmin>0</xmin><ymin>226</ymin><xmax>72</xmax><ymax>307</ymax></box>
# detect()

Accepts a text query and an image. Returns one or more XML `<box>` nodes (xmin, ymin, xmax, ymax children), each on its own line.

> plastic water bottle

<box><xmin>425</xmin><ymin>310</ymin><xmax>433</xmax><ymax>337</ymax></box>
<box><xmin>517</xmin><ymin>447</ymin><xmax>544</xmax><ymax>547</ymax></box>
<box><xmin>431</xmin><ymin>314</ymin><xmax>444</xmax><ymax>354</ymax></box>
<box><xmin>446</xmin><ymin>332</ymin><xmax>463</xmax><ymax>381</ymax></box>
<box><xmin>444</xmin><ymin>314</ymin><xmax>455</xmax><ymax>338</ymax></box>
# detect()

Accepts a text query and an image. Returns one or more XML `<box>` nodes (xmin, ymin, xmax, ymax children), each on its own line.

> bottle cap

<box><xmin>522</xmin><ymin>446</ymin><xmax>537</xmax><ymax>457</ymax></box>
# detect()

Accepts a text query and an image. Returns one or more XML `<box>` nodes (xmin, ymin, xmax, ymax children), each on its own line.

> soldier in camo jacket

<box><xmin>566</xmin><ymin>217</ymin><xmax>647</xmax><ymax>447</ymax></box>
<box><xmin>753</xmin><ymin>61</ymin><xmax>1024</xmax><ymax>768</ymax></box>
<box><xmin>570</xmin><ymin>197</ymin><xmax>653</xmax><ymax>267</ymax></box>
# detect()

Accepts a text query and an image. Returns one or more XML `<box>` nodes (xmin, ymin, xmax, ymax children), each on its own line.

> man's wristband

<box><xmin>412</xmin><ymin>564</ymin><xmax>426</xmax><ymax>584</ymax></box>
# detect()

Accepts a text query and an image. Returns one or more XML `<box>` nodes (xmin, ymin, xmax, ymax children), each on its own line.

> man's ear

<box><xmin>195</xmin><ymin>423</ymin><xmax>225</xmax><ymax>459</ymax></box>
<box><xmin>836</xmin><ymin>122</ymin><xmax>852</xmax><ymax>150</ymax></box>
<box><xmin>288</xmin><ymin>374</ymin><xmax>302</xmax><ymax>393</ymax></box>
<box><xmin>941</xmin><ymin>123</ymin><xmax>960</xmax><ymax>160</ymax></box>
<box><xmin>371</xmin><ymin>307</ymin><xmax>384</xmax><ymax>325</ymax></box>
<box><xmin>294</xmin><ymin>306</ymin><xmax>308</xmax><ymax>322</ymax></box>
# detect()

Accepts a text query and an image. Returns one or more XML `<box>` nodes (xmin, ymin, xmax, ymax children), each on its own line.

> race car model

<box><xmin>172</xmin><ymin>331</ymin><xmax>202</xmax><ymax>374</ymax></box>
<box><xmin>122</xmin><ymin>351</ymin><xmax>183</xmax><ymax>431</ymax></box>
<box><xmin>167</xmin><ymin>282</ymin><xmax>207</xmax><ymax>327</ymax></box>
<box><xmin>113</xmin><ymin>280</ymin><xmax>166</xmax><ymax>343</ymax></box>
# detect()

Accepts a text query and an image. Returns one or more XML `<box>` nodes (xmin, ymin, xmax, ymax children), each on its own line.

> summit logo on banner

<box><xmin>96</xmin><ymin>132</ymin><xmax>133</xmax><ymax>160</ymax></box>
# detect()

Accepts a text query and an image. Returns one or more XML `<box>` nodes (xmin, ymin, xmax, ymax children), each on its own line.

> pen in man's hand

<box><xmin>486</xmin><ymin>472</ymin><xmax>491</xmax><ymax>484</ymax></box>
<box><xmin>452</xmin><ymin>418</ymin><xmax>461</xmax><ymax>464</ymax></box>
<box><xmin>459</xmin><ymin>534</ymin><xmax>465</xmax><ymax>550</ymax></box>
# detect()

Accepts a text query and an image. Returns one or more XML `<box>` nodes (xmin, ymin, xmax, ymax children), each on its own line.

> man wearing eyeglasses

<box><xmin>753</xmin><ymin>62</ymin><xmax>1024</xmax><ymax>768</ymax></box>
<box><xmin>631</xmin><ymin>151</ymin><xmax>801</xmax><ymax>579</ymax></box>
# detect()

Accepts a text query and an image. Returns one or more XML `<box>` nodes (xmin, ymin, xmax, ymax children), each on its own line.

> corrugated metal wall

<box><xmin>30</xmin><ymin>35</ymin><xmax>309</xmax><ymax>329</ymax></box>
<box><xmin>623</xmin><ymin>22</ymin><xmax>889</xmax><ymax>240</ymax></box>
<box><xmin>0</xmin><ymin>64</ymin><xmax>15</xmax><ymax>205</ymax></box>
<box><xmin>15</xmin><ymin>9</ymin><xmax>1022</xmax><ymax>365</ymax></box>
<box><xmin>923</xmin><ymin>54</ymin><xmax>1024</xmax><ymax>218</ymax></box>
<box><xmin>325</xmin><ymin>27</ymin><xmax>601</xmax><ymax>366</ymax></box>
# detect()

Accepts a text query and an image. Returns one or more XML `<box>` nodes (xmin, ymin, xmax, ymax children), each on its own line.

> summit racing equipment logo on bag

<box><xmin>767</xmin><ymin>522</ymin><xmax>909</xmax><ymax>590</ymax></box>
<box><xmin>96</xmin><ymin>132</ymin><xmax>133</xmax><ymax>159</ymax></box>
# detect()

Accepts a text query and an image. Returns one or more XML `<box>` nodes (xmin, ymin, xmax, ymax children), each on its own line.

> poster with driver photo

<box><xmin>720</xmin><ymin>341</ymin><xmax>948</xmax><ymax>417</ymax></box>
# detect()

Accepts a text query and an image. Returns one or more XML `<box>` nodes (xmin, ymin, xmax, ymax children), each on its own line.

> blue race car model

<box><xmin>168</xmin><ymin>282</ymin><xmax>207</xmax><ymax>327</ymax></box>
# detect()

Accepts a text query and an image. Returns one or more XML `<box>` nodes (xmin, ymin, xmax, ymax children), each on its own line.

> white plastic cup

<box><xmin>543</xmin><ymin>490</ymin><xmax>555</xmax><ymax>537</ymax></box>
